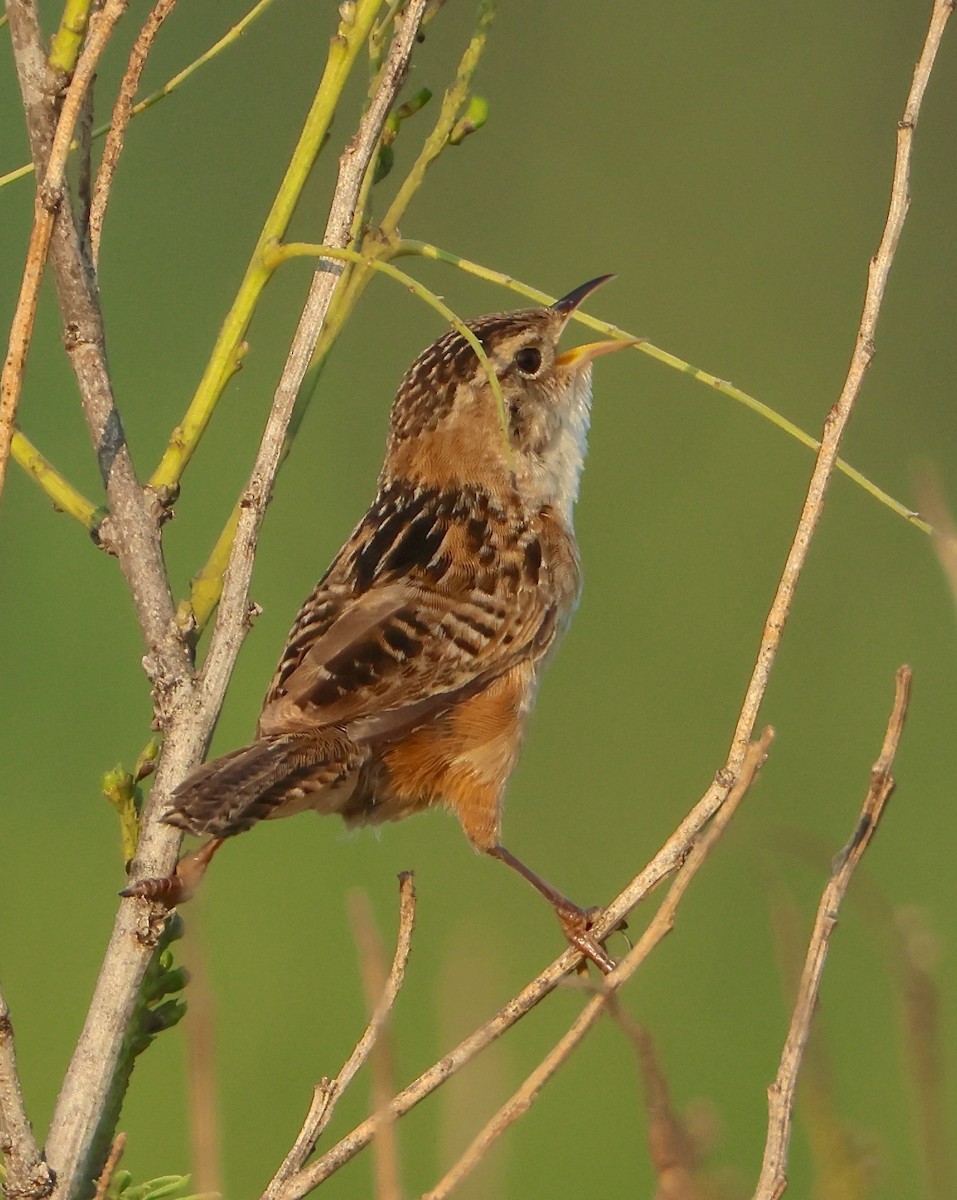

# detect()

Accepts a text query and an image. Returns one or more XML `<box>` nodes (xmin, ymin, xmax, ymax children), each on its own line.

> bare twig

<box><xmin>90</xmin><ymin>0</ymin><xmax>179</xmax><ymax>264</ymax></box>
<box><xmin>0</xmin><ymin>980</ymin><xmax>54</xmax><ymax>1198</ymax></box>
<box><xmin>348</xmin><ymin>893</ymin><xmax>402</xmax><ymax>1200</ymax></box>
<box><xmin>754</xmin><ymin>668</ymin><xmax>912</xmax><ymax>1197</ymax></box>
<box><xmin>419</xmin><ymin>732</ymin><xmax>773</xmax><ymax>1200</ymax></box>
<box><xmin>7</xmin><ymin>5</ymin><xmax>201</xmax><ymax>1191</ymax></box>
<box><xmin>0</xmin><ymin>0</ymin><xmax>126</xmax><ymax>504</ymax></box>
<box><xmin>261</xmin><ymin>874</ymin><xmax>417</xmax><ymax>1200</ymax></box>
<box><xmin>197</xmin><ymin>0</ymin><xmax>430</xmax><ymax>729</ymax></box>
<box><xmin>92</xmin><ymin>1133</ymin><xmax>126</xmax><ymax>1200</ymax></box>
<box><xmin>728</xmin><ymin>0</ymin><xmax>951</xmax><ymax>764</ymax></box>
<box><xmin>753</xmin><ymin>667</ymin><xmax>912</xmax><ymax>1200</ymax></box>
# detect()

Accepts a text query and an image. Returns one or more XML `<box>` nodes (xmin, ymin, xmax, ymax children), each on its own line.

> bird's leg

<box><xmin>120</xmin><ymin>837</ymin><xmax>224</xmax><ymax>907</ymax></box>
<box><xmin>488</xmin><ymin>844</ymin><xmax>616</xmax><ymax>974</ymax></box>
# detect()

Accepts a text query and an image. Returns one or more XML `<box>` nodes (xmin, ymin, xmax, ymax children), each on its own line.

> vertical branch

<box><xmin>753</xmin><ymin>667</ymin><xmax>912</xmax><ymax>1200</ymax></box>
<box><xmin>0</xmin><ymin>0</ymin><xmax>127</xmax><ymax>504</ymax></box>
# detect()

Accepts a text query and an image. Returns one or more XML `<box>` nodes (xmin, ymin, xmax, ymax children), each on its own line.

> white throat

<box><xmin>522</xmin><ymin>367</ymin><xmax>593</xmax><ymax>526</ymax></box>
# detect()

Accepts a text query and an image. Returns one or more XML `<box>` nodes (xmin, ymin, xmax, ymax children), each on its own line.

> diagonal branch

<box><xmin>727</xmin><ymin>0</ymin><xmax>952</xmax><ymax>763</ymax></box>
<box><xmin>753</xmin><ymin>666</ymin><xmax>913</xmax><ymax>1200</ymax></box>
<box><xmin>0</xmin><ymin>980</ymin><xmax>54</xmax><ymax>1198</ymax></box>
<box><xmin>89</xmin><ymin>0</ymin><xmax>179</xmax><ymax>265</ymax></box>
<box><xmin>4</xmin><ymin>1</ymin><xmax>431</xmax><ymax>1194</ymax></box>
<box><xmin>261</xmin><ymin>874</ymin><xmax>417</xmax><ymax>1200</ymax></box>
<box><xmin>420</xmin><ymin>732</ymin><xmax>774</xmax><ymax>1200</ymax></box>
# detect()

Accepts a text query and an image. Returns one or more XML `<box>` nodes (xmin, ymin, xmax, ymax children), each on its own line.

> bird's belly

<box><xmin>342</xmin><ymin>662</ymin><xmax>537</xmax><ymax>850</ymax></box>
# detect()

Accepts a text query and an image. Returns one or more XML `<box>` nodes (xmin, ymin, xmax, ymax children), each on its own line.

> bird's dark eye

<box><xmin>513</xmin><ymin>346</ymin><xmax>542</xmax><ymax>376</ymax></box>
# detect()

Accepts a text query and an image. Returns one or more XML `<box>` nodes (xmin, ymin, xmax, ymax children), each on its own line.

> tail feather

<box><xmin>166</xmin><ymin>728</ymin><xmax>364</xmax><ymax>838</ymax></box>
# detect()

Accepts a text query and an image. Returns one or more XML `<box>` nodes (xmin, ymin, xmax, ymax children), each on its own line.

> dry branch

<box><xmin>727</xmin><ymin>0</ymin><xmax>951</xmax><ymax>763</ymax></box>
<box><xmin>753</xmin><ymin>666</ymin><xmax>912</xmax><ymax>1200</ymax></box>
<box><xmin>261</xmin><ymin>874</ymin><xmax>417</xmax><ymax>1200</ymax></box>
<box><xmin>0</xmin><ymin>980</ymin><xmax>54</xmax><ymax>1197</ymax></box>
<box><xmin>419</xmin><ymin>732</ymin><xmax>773</xmax><ymax>1200</ymax></box>
<box><xmin>196</xmin><ymin>0</ymin><xmax>431</xmax><ymax>734</ymax></box>
<box><xmin>89</xmin><ymin>0</ymin><xmax>179</xmax><ymax>264</ymax></box>
<box><xmin>0</xmin><ymin>0</ymin><xmax>126</xmax><ymax>503</ymax></box>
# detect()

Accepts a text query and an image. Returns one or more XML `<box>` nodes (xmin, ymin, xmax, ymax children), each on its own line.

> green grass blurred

<box><xmin>2</xmin><ymin>2</ymin><xmax>956</xmax><ymax>1196</ymax></box>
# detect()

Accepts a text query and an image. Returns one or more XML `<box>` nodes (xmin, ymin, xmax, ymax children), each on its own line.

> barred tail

<box><xmin>165</xmin><ymin>728</ymin><xmax>363</xmax><ymax>839</ymax></box>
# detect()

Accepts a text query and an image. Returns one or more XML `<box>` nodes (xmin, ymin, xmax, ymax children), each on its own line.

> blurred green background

<box><xmin>2</xmin><ymin>1</ymin><xmax>956</xmax><ymax>1196</ymax></box>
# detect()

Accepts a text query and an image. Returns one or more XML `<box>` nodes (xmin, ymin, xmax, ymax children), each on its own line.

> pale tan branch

<box><xmin>727</xmin><ymin>0</ymin><xmax>951</xmax><ymax>765</ymax></box>
<box><xmin>90</xmin><ymin>0</ymin><xmax>179</xmax><ymax>265</ymax></box>
<box><xmin>0</xmin><ymin>980</ymin><xmax>54</xmax><ymax>1198</ymax></box>
<box><xmin>261</xmin><ymin>873</ymin><xmax>417</xmax><ymax>1200</ymax></box>
<box><xmin>419</xmin><ymin>732</ymin><xmax>773</xmax><ymax>1200</ymax></box>
<box><xmin>0</xmin><ymin>0</ymin><xmax>126</xmax><ymax>504</ymax></box>
<box><xmin>4</xmin><ymin>1</ymin><xmax>205</xmax><ymax>1194</ymax></box>
<box><xmin>92</xmin><ymin>1133</ymin><xmax>127</xmax><ymax>1200</ymax></box>
<box><xmin>349</xmin><ymin>891</ymin><xmax>403</xmax><ymax>1200</ymax></box>
<box><xmin>753</xmin><ymin>665</ymin><xmax>912</xmax><ymax>1200</ymax></box>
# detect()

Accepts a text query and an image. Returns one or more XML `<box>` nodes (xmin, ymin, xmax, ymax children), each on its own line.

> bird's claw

<box><xmin>556</xmin><ymin>902</ymin><xmax>618</xmax><ymax>975</ymax></box>
<box><xmin>120</xmin><ymin>837</ymin><xmax>223</xmax><ymax>907</ymax></box>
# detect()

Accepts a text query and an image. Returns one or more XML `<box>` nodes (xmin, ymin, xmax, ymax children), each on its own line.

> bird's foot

<box><xmin>120</xmin><ymin>837</ymin><xmax>223</xmax><ymax>907</ymax></box>
<box><xmin>554</xmin><ymin>900</ymin><xmax>618</xmax><ymax>975</ymax></box>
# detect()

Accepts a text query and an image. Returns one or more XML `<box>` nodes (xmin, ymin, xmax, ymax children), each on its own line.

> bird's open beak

<box><xmin>550</xmin><ymin>274</ymin><xmax>616</xmax><ymax>318</ymax></box>
<box><xmin>550</xmin><ymin>275</ymin><xmax>635</xmax><ymax>367</ymax></box>
<box><xmin>555</xmin><ymin>338</ymin><xmax>634</xmax><ymax>369</ymax></box>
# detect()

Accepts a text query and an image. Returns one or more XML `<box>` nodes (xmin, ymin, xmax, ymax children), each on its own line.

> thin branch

<box><xmin>197</xmin><ymin>0</ymin><xmax>431</xmax><ymax>726</ymax></box>
<box><xmin>348</xmin><ymin>892</ymin><xmax>403</xmax><ymax>1200</ymax></box>
<box><xmin>147</xmin><ymin>0</ymin><xmax>391</xmax><ymax>494</ymax></box>
<box><xmin>753</xmin><ymin>666</ymin><xmax>912</xmax><ymax>1200</ymax></box>
<box><xmin>419</xmin><ymin>732</ymin><xmax>773</xmax><ymax>1200</ymax></box>
<box><xmin>0</xmin><ymin>0</ymin><xmax>127</xmax><ymax>506</ymax></box>
<box><xmin>261</xmin><ymin>873</ymin><xmax>417</xmax><ymax>1200</ymax></box>
<box><xmin>90</xmin><ymin>0</ymin><xmax>179</xmax><ymax>265</ymax></box>
<box><xmin>269</xmin><ymin>736</ymin><xmax>769</xmax><ymax>1200</ymax></box>
<box><xmin>91</xmin><ymin>1133</ymin><xmax>126</xmax><ymax>1200</ymax></box>
<box><xmin>0</xmin><ymin>980</ymin><xmax>54</xmax><ymax>1198</ymax></box>
<box><xmin>728</xmin><ymin>0</ymin><xmax>951</xmax><ymax>762</ymax></box>
<box><xmin>7</xmin><ymin>6</ymin><xmax>200</xmax><ymax>1184</ymax></box>
<box><xmin>8</xmin><ymin>428</ymin><xmax>100</xmax><ymax>527</ymax></box>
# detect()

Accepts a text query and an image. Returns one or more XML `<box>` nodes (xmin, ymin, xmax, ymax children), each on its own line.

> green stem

<box><xmin>397</xmin><ymin>239</ymin><xmax>931</xmax><ymax>536</ymax></box>
<box><xmin>271</xmin><ymin>241</ymin><xmax>509</xmax><ymax>437</ymax></box>
<box><xmin>148</xmin><ymin>0</ymin><xmax>384</xmax><ymax>492</ymax></box>
<box><xmin>380</xmin><ymin>0</ymin><xmax>494</xmax><ymax>236</ymax></box>
<box><xmin>10</xmin><ymin>429</ymin><xmax>101</xmax><ymax>527</ymax></box>
<box><xmin>48</xmin><ymin>0</ymin><xmax>92</xmax><ymax>74</ymax></box>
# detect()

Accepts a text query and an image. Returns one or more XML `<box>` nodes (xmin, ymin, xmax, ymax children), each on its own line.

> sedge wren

<box><xmin>127</xmin><ymin>277</ymin><xmax>629</xmax><ymax>972</ymax></box>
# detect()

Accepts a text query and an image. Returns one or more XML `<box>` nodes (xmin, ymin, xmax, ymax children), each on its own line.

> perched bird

<box><xmin>127</xmin><ymin>277</ymin><xmax>629</xmax><ymax>972</ymax></box>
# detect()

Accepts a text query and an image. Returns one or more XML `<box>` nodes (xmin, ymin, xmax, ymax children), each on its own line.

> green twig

<box><xmin>48</xmin><ymin>0</ymin><xmax>92</xmax><ymax>75</ymax></box>
<box><xmin>272</xmin><ymin>240</ymin><xmax>510</xmax><ymax>440</ymax></box>
<box><xmin>397</xmin><ymin>239</ymin><xmax>931</xmax><ymax>536</ymax></box>
<box><xmin>380</xmin><ymin>0</ymin><xmax>494</xmax><ymax>234</ymax></box>
<box><xmin>1</xmin><ymin>0</ymin><xmax>278</xmax><ymax>190</ymax></box>
<box><xmin>10</xmin><ymin>429</ymin><xmax>101</xmax><ymax>527</ymax></box>
<box><xmin>176</xmin><ymin>0</ymin><xmax>498</xmax><ymax>640</ymax></box>
<box><xmin>149</xmin><ymin>0</ymin><xmax>385</xmax><ymax>493</ymax></box>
